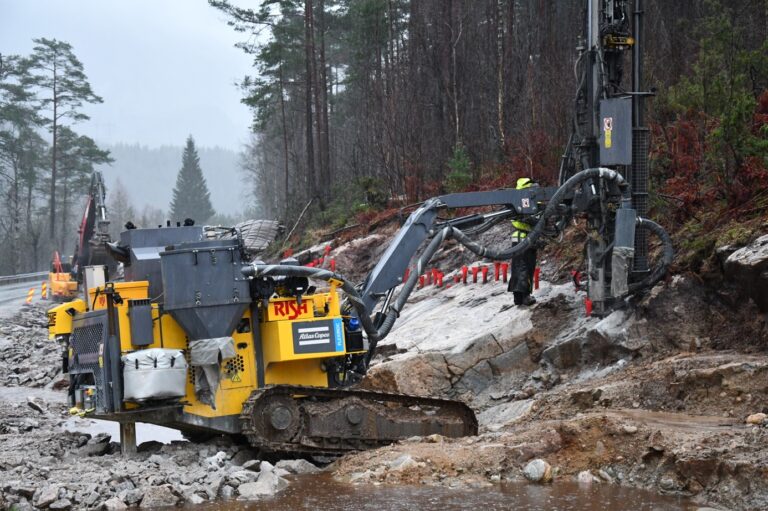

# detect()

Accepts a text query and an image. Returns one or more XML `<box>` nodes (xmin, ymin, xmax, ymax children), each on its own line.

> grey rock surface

<box><xmin>138</xmin><ymin>485</ymin><xmax>178</xmax><ymax>508</ymax></box>
<box><xmin>725</xmin><ymin>234</ymin><xmax>768</xmax><ymax>311</ymax></box>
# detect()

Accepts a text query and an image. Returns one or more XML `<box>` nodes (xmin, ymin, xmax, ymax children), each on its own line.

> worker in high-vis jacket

<box><xmin>508</xmin><ymin>177</ymin><xmax>537</xmax><ymax>306</ymax></box>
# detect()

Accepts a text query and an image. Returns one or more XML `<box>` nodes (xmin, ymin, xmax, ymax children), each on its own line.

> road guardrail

<box><xmin>0</xmin><ymin>271</ymin><xmax>48</xmax><ymax>286</ymax></box>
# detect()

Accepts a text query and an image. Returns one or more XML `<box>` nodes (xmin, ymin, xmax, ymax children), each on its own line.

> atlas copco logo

<box><xmin>273</xmin><ymin>301</ymin><xmax>308</xmax><ymax>320</ymax></box>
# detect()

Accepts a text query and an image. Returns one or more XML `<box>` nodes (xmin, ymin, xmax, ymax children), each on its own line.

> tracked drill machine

<box><xmin>47</xmin><ymin>0</ymin><xmax>673</xmax><ymax>455</ymax></box>
<box><xmin>47</xmin><ymin>223</ymin><xmax>479</xmax><ymax>454</ymax></box>
<box><xmin>46</xmin><ymin>176</ymin><xmax>671</xmax><ymax>455</ymax></box>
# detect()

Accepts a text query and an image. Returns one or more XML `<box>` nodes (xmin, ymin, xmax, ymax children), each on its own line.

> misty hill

<box><xmin>96</xmin><ymin>142</ymin><xmax>246</xmax><ymax>217</ymax></box>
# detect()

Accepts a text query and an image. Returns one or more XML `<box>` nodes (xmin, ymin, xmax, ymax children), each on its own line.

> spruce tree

<box><xmin>169</xmin><ymin>136</ymin><xmax>215</xmax><ymax>223</ymax></box>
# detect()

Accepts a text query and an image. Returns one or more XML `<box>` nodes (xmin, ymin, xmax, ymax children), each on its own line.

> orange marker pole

<box><xmin>26</xmin><ymin>288</ymin><xmax>35</xmax><ymax>304</ymax></box>
<box><xmin>41</xmin><ymin>282</ymin><xmax>48</xmax><ymax>300</ymax></box>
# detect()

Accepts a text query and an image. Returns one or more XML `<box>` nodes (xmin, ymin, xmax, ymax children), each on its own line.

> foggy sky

<box><xmin>0</xmin><ymin>0</ymin><xmax>254</xmax><ymax>151</ymax></box>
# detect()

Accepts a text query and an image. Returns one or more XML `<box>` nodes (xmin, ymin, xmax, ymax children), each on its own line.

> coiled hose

<box><xmin>630</xmin><ymin>217</ymin><xmax>674</xmax><ymax>293</ymax></box>
<box><xmin>242</xmin><ymin>168</ymin><xmax>673</xmax><ymax>366</ymax></box>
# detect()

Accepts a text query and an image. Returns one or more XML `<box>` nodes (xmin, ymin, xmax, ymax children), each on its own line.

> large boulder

<box><xmin>275</xmin><ymin>459</ymin><xmax>320</xmax><ymax>475</ymax></box>
<box><xmin>724</xmin><ymin>234</ymin><xmax>768</xmax><ymax>311</ymax></box>
<box><xmin>138</xmin><ymin>485</ymin><xmax>178</xmax><ymax>508</ymax></box>
<box><xmin>77</xmin><ymin>433</ymin><xmax>111</xmax><ymax>457</ymax></box>
<box><xmin>101</xmin><ymin>498</ymin><xmax>127</xmax><ymax>511</ymax></box>
<box><xmin>364</xmin><ymin>352</ymin><xmax>451</xmax><ymax>396</ymax></box>
<box><xmin>35</xmin><ymin>485</ymin><xmax>62</xmax><ymax>508</ymax></box>
<box><xmin>523</xmin><ymin>459</ymin><xmax>553</xmax><ymax>483</ymax></box>
<box><xmin>237</xmin><ymin>470</ymin><xmax>289</xmax><ymax>499</ymax></box>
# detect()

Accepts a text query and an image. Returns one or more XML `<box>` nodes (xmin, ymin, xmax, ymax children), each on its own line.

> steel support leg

<box><xmin>120</xmin><ymin>422</ymin><xmax>137</xmax><ymax>455</ymax></box>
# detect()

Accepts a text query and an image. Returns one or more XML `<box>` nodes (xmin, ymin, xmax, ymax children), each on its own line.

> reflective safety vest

<box><xmin>512</xmin><ymin>177</ymin><xmax>534</xmax><ymax>240</ymax></box>
<box><xmin>511</xmin><ymin>220</ymin><xmax>530</xmax><ymax>240</ymax></box>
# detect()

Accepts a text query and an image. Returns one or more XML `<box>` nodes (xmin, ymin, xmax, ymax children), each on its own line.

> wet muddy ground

<box><xmin>189</xmin><ymin>474</ymin><xmax>696</xmax><ymax>511</ymax></box>
<box><xmin>2</xmin><ymin>223</ymin><xmax>767</xmax><ymax>510</ymax></box>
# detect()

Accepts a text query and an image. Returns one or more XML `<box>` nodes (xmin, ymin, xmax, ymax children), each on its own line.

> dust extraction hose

<box><xmin>240</xmin><ymin>264</ymin><xmax>385</xmax><ymax>350</ymax></box>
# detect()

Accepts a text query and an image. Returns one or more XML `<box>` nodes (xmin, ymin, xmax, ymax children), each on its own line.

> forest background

<box><xmin>1</xmin><ymin>0</ymin><xmax>767</xmax><ymax>275</ymax></box>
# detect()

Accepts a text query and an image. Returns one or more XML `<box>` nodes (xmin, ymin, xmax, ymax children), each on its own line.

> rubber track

<box><xmin>240</xmin><ymin>385</ymin><xmax>478</xmax><ymax>456</ymax></box>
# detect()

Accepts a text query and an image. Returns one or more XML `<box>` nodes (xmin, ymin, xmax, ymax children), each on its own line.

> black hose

<box><xmin>452</xmin><ymin>167</ymin><xmax>631</xmax><ymax>261</ymax></box>
<box><xmin>629</xmin><ymin>217</ymin><xmax>674</xmax><ymax>293</ymax></box>
<box><xmin>242</xmin><ymin>168</ymin><xmax>668</xmax><ymax>368</ymax></box>
<box><xmin>374</xmin><ymin>167</ymin><xmax>632</xmax><ymax>343</ymax></box>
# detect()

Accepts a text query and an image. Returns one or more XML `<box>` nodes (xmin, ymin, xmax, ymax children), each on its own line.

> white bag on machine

<box><xmin>122</xmin><ymin>348</ymin><xmax>187</xmax><ymax>401</ymax></box>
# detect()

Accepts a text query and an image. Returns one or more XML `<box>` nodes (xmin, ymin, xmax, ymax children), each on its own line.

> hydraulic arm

<box><xmin>243</xmin><ymin>167</ymin><xmax>674</xmax><ymax>380</ymax></box>
<box><xmin>72</xmin><ymin>171</ymin><xmax>113</xmax><ymax>279</ymax></box>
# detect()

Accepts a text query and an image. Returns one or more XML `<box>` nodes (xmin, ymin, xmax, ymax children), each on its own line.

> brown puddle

<box><xmin>190</xmin><ymin>474</ymin><xmax>696</xmax><ymax>511</ymax></box>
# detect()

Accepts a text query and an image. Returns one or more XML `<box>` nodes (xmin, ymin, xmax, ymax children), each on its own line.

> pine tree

<box><xmin>169</xmin><ymin>136</ymin><xmax>215</xmax><ymax>223</ymax></box>
<box><xmin>26</xmin><ymin>38</ymin><xmax>103</xmax><ymax>245</ymax></box>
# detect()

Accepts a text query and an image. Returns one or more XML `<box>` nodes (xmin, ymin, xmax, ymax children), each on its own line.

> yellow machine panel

<box><xmin>88</xmin><ymin>281</ymin><xmax>150</xmax><ymax>310</ymax></box>
<box><xmin>47</xmin><ymin>299</ymin><xmax>87</xmax><ymax>338</ymax></box>
<box><xmin>182</xmin><ymin>315</ymin><xmax>258</xmax><ymax>419</ymax></box>
<box><xmin>260</xmin><ymin>290</ymin><xmax>348</xmax><ymax>387</ymax></box>
<box><xmin>47</xmin><ymin>225</ymin><xmax>481</xmax><ymax>455</ymax></box>
<box><xmin>53</xmin><ymin>252</ymin><xmax>361</xmax><ymax>435</ymax></box>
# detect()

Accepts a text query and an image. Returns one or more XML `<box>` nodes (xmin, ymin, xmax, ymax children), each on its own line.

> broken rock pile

<box><xmin>0</xmin><ymin>302</ymin><xmax>319</xmax><ymax>509</ymax></box>
<box><xmin>0</xmin><ymin>412</ymin><xmax>320</xmax><ymax>510</ymax></box>
<box><xmin>0</xmin><ymin>304</ymin><xmax>61</xmax><ymax>388</ymax></box>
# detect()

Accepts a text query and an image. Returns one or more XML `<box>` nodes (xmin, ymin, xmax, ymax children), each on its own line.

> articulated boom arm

<box><xmin>359</xmin><ymin>187</ymin><xmax>556</xmax><ymax>315</ymax></box>
<box><xmin>73</xmin><ymin>171</ymin><xmax>113</xmax><ymax>278</ymax></box>
<box><xmin>244</xmin><ymin>168</ymin><xmax>672</xmax><ymax>372</ymax></box>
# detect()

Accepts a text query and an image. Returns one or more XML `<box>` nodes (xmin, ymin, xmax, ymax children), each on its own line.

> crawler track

<box><xmin>240</xmin><ymin>385</ymin><xmax>477</xmax><ymax>456</ymax></box>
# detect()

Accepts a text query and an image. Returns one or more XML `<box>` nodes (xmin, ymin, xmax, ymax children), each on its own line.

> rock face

<box><xmin>725</xmin><ymin>234</ymin><xmax>768</xmax><ymax>311</ymax></box>
<box><xmin>330</xmin><ymin>243</ymin><xmax>768</xmax><ymax>511</ymax></box>
<box><xmin>364</xmin><ymin>279</ymin><xmax>574</xmax><ymax>407</ymax></box>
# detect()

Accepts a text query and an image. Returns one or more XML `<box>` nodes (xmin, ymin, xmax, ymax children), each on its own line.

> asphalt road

<box><xmin>0</xmin><ymin>281</ymin><xmax>48</xmax><ymax>318</ymax></box>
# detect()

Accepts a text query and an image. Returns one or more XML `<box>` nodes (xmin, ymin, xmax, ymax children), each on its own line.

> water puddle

<box><xmin>190</xmin><ymin>474</ymin><xmax>696</xmax><ymax>511</ymax></box>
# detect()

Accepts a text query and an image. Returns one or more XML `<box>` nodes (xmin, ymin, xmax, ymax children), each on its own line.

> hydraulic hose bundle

<box><xmin>242</xmin><ymin>168</ymin><xmax>674</xmax><ymax>368</ymax></box>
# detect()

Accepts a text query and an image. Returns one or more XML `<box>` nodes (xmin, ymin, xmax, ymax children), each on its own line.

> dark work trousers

<box><xmin>507</xmin><ymin>241</ymin><xmax>537</xmax><ymax>305</ymax></box>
